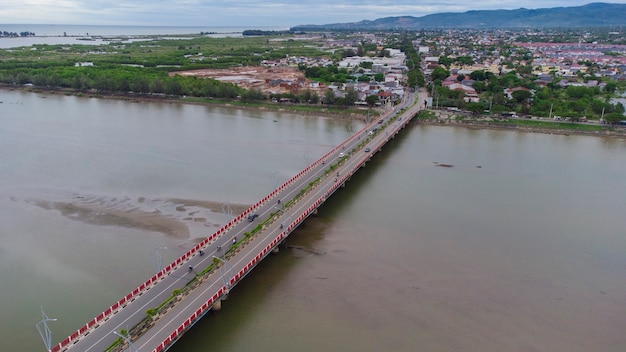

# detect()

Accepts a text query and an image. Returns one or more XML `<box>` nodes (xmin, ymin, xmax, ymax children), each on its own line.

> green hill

<box><xmin>291</xmin><ymin>3</ymin><xmax>626</xmax><ymax>31</ymax></box>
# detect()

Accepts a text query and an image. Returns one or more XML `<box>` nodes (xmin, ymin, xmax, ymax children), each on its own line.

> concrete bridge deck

<box><xmin>52</xmin><ymin>91</ymin><xmax>423</xmax><ymax>352</ymax></box>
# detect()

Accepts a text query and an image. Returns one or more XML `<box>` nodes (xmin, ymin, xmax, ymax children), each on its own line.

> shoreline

<box><xmin>417</xmin><ymin>118</ymin><xmax>626</xmax><ymax>138</ymax></box>
<box><xmin>4</xmin><ymin>84</ymin><xmax>626</xmax><ymax>138</ymax></box>
<box><xmin>1</xmin><ymin>84</ymin><xmax>369</xmax><ymax>121</ymax></box>
<box><xmin>418</xmin><ymin>109</ymin><xmax>626</xmax><ymax>138</ymax></box>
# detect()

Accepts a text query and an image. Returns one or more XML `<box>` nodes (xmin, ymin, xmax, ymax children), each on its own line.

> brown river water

<box><xmin>0</xmin><ymin>88</ymin><xmax>625</xmax><ymax>352</ymax></box>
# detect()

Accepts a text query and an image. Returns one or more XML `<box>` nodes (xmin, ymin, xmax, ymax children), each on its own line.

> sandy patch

<box><xmin>26</xmin><ymin>192</ymin><xmax>251</xmax><ymax>240</ymax></box>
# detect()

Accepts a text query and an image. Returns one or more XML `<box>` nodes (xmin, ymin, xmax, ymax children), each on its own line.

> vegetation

<box><xmin>0</xmin><ymin>35</ymin><xmax>327</xmax><ymax>100</ymax></box>
<box><xmin>429</xmin><ymin>66</ymin><xmax>625</xmax><ymax>121</ymax></box>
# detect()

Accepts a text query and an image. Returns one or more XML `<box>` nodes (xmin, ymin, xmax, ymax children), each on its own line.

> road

<box><xmin>62</xmin><ymin>90</ymin><xmax>423</xmax><ymax>352</ymax></box>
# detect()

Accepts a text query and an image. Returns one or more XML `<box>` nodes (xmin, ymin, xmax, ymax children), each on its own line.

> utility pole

<box><xmin>549</xmin><ymin>103</ymin><xmax>553</xmax><ymax>120</ymax></box>
<box><xmin>36</xmin><ymin>307</ymin><xmax>57</xmax><ymax>352</ymax></box>
<box><xmin>112</xmin><ymin>329</ymin><xmax>139</xmax><ymax>352</ymax></box>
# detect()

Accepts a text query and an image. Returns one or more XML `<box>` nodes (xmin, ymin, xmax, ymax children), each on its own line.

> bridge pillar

<box><xmin>312</xmin><ymin>208</ymin><xmax>318</xmax><ymax>215</ymax></box>
<box><xmin>212</xmin><ymin>299</ymin><xmax>222</xmax><ymax>311</ymax></box>
<box><xmin>272</xmin><ymin>247</ymin><xmax>280</xmax><ymax>254</ymax></box>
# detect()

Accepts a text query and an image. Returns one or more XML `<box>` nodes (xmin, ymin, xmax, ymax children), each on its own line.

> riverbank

<box><xmin>4</xmin><ymin>84</ymin><xmax>626</xmax><ymax>138</ymax></box>
<box><xmin>1</xmin><ymin>85</ymin><xmax>370</xmax><ymax>121</ymax></box>
<box><xmin>418</xmin><ymin>110</ymin><xmax>626</xmax><ymax>138</ymax></box>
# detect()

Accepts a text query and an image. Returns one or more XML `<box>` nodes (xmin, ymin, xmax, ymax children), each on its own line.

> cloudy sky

<box><xmin>1</xmin><ymin>1</ymin><xmax>624</xmax><ymax>28</ymax></box>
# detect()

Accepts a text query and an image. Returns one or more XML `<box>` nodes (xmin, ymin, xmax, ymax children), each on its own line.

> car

<box><xmin>364</xmin><ymin>147</ymin><xmax>371</xmax><ymax>152</ymax></box>
<box><xmin>338</xmin><ymin>152</ymin><xmax>345</xmax><ymax>158</ymax></box>
<box><xmin>247</xmin><ymin>213</ymin><xmax>259</xmax><ymax>222</ymax></box>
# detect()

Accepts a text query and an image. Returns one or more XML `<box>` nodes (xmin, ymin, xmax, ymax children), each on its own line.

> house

<box><xmin>377</xmin><ymin>91</ymin><xmax>392</xmax><ymax>105</ymax></box>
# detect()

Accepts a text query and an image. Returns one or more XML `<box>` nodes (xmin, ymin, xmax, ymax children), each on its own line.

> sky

<box><xmin>1</xmin><ymin>1</ymin><xmax>625</xmax><ymax>28</ymax></box>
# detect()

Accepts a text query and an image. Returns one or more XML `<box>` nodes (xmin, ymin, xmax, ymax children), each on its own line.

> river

<box><xmin>1</xmin><ymin>88</ymin><xmax>625</xmax><ymax>352</ymax></box>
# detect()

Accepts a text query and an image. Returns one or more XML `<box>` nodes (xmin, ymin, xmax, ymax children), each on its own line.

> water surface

<box><xmin>1</xmin><ymin>89</ymin><xmax>625</xmax><ymax>351</ymax></box>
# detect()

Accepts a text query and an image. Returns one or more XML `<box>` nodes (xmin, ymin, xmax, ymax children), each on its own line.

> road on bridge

<box><xmin>63</xmin><ymin>90</ymin><xmax>424</xmax><ymax>352</ymax></box>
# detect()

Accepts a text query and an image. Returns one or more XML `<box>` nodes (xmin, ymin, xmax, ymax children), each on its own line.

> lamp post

<box><xmin>149</xmin><ymin>246</ymin><xmax>163</xmax><ymax>274</ymax></box>
<box><xmin>112</xmin><ymin>329</ymin><xmax>139</xmax><ymax>352</ymax></box>
<box><xmin>35</xmin><ymin>307</ymin><xmax>57</xmax><ymax>352</ymax></box>
<box><xmin>213</xmin><ymin>256</ymin><xmax>235</xmax><ymax>290</ymax></box>
<box><xmin>221</xmin><ymin>202</ymin><xmax>234</xmax><ymax>223</ymax></box>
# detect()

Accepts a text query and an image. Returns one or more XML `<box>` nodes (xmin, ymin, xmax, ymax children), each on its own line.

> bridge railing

<box><xmin>151</xmin><ymin>115</ymin><xmax>409</xmax><ymax>351</ymax></box>
<box><xmin>54</xmin><ymin>112</ymin><xmax>400</xmax><ymax>352</ymax></box>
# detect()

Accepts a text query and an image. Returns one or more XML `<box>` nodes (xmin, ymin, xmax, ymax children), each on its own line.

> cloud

<box><xmin>0</xmin><ymin>0</ymin><xmax>624</xmax><ymax>27</ymax></box>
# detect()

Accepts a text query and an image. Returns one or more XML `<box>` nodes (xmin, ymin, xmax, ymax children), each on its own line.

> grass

<box><xmin>417</xmin><ymin>110</ymin><xmax>620</xmax><ymax>133</ymax></box>
<box><xmin>181</xmin><ymin>96</ymin><xmax>370</xmax><ymax>116</ymax></box>
<box><xmin>491</xmin><ymin>118</ymin><xmax>608</xmax><ymax>132</ymax></box>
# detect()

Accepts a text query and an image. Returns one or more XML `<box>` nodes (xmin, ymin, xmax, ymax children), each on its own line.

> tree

<box><xmin>472</xmin><ymin>81</ymin><xmax>486</xmax><ymax>93</ymax></box>
<box><xmin>299</xmin><ymin>89</ymin><xmax>313</xmax><ymax>103</ymax></box>
<box><xmin>323</xmin><ymin>90</ymin><xmax>336</xmax><ymax>105</ymax></box>
<box><xmin>343</xmin><ymin>87</ymin><xmax>358</xmax><ymax>106</ymax></box>
<box><xmin>511</xmin><ymin>90</ymin><xmax>532</xmax><ymax>103</ymax></box>
<box><xmin>456</xmin><ymin>56</ymin><xmax>474</xmax><ymax>66</ymax></box>
<box><xmin>131</xmin><ymin>77</ymin><xmax>150</xmax><ymax>93</ymax></box>
<box><xmin>466</xmin><ymin>102</ymin><xmax>484</xmax><ymax>115</ymax></box>
<box><xmin>309</xmin><ymin>92</ymin><xmax>320</xmax><ymax>104</ymax></box>
<box><xmin>604</xmin><ymin>112</ymin><xmax>623</xmax><ymax>125</ymax></box>
<box><xmin>365</xmin><ymin>94</ymin><xmax>379</xmax><ymax>107</ymax></box>
<box><xmin>164</xmin><ymin>79</ymin><xmax>183</xmax><ymax>95</ymax></box>
<box><xmin>438</xmin><ymin>57</ymin><xmax>454</xmax><ymax>67</ymax></box>
<box><xmin>431</xmin><ymin>66</ymin><xmax>450</xmax><ymax>81</ymax></box>
<box><xmin>565</xmin><ymin>86</ymin><xmax>588</xmax><ymax>99</ymax></box>
<box><xmin>470</xmin><ymin>70</ymin><xmax>487</xmax><ymax>81</ymax></box>
<box><xmin>149</xmin><ymin>78</ymin><xmax>164</xmax><ymax>93</ymax></box>
<box><xmin>241</xmin><ymin>88</ymin><xmax>266</xmax><ymax>101</ymax></box>
<box><xmin>604</xmin><ymin>81</ymin><xmax>617</xmax><ymax>94</ymax></box>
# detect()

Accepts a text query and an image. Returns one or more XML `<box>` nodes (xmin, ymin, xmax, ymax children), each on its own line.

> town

<box><xmin>1</xmin><ymin>28</ymin><xmax>625</xmax><ymax>124</ymax></box>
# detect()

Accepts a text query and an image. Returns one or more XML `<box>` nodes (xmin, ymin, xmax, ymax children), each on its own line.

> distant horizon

<box><xmin>1</xmin><ymin>1</ymin><xmax>625</xmax><ymax>28</ymax></box>
<box><xmin>0</xmin><ymin>24</ymin><xmax>289</xmax><ymax>38</ymax></box>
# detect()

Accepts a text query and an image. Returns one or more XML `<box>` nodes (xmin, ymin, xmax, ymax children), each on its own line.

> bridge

<box><xmin>49</xmin><ymin>91</ymin><xmax>423</xmax><ymax>352</ymax></box>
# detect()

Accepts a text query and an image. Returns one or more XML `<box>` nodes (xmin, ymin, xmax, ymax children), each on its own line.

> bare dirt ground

<box><xmin>171</xmin><ymin>66</ymin><xmax>320</xmax><ymax>95</ymax></box>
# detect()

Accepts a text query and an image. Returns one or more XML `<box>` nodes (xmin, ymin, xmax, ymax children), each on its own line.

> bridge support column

<box><xmin>313</xmin><ymin>208</ymin><xmax>318</xmax><ymax>215</ymax></box>
<box><xmin>272</xmin><ymin>247</ymin><xmax>280</xmax><ymax>254</ymax></box>
<box><xmin>212</xmin><ymin>299</ymin><xmax>222</xmax><ymax>311</ymax></box>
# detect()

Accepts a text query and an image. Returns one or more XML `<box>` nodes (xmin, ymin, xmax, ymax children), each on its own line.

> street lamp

<box><xmin>222</xmin><ymin>202</ymin><xmax>234</xmax><ymax>223</ymax></box>
<box><xmin>35</xmin><ymin>306</ymin><xmax>57</xmax><ymax>352</ymax></box>
<box><xmin>213</xmin><ymin>256</ymin><xmax>235</xmax><ymax>290</ymax></box>
<box><xmin>149</xmin><ymin>246</ymin><xmax>163</xmax><ymax>273</ymax></box>
<box><xmin>112</xmin><ymin>329</ymin><xmax>139</xmax><ymax>352</ymax></box>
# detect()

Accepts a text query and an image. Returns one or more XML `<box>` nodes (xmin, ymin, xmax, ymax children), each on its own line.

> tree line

<box><xmin>1</xmin><ymin>31</ymin><xmax>35</xmax><ymax>37</ymax></box>
<box><xmin>0</xmin><ymin>65</ymin><xmax>243</xmax><ymax>99</ymax></box>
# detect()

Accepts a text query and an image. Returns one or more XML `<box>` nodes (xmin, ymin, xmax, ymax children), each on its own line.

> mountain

<box><xmin>290</xmin><ymin>3</ymin><xmax>626</xmax><ymax>31</ymax></box>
